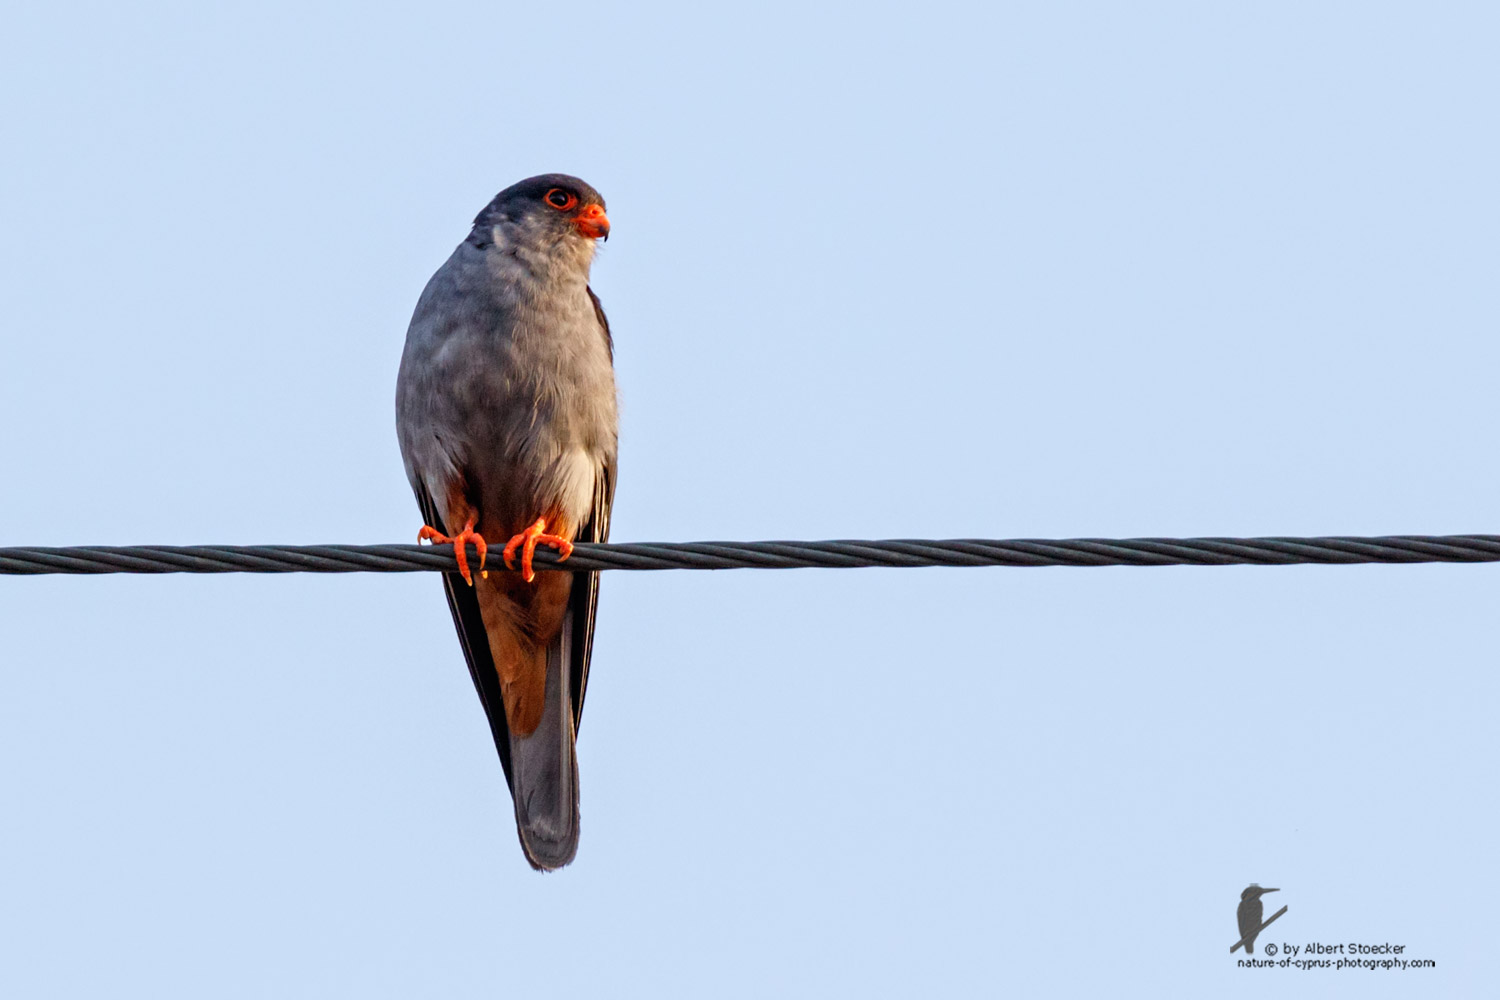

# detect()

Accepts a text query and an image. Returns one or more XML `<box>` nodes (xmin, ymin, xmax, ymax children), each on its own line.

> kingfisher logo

<box><xmin>1229</xmin><ymin>884</ymin><xmax>1436</xmax><ymax>971</ymax></box>
<box><xmin>1231</xmin><ymin>884</ymin><xmax>1287</xmax><ymax>953</ymax></box>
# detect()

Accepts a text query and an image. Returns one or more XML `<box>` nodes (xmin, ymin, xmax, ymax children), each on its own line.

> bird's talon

<box><xmin>501</xmin><ymin>517</ymin><xmax>573</xmax><ymax>583</ymax></box>
<box><xmin>417</xmin><ymin>519</ymin><xmax>488</xmax><ymax>586</ymax></box>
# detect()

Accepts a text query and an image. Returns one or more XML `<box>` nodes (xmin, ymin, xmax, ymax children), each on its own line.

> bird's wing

<box><xmin>568</xmin><ymin>285</ymin><xmax>616</xmax><ymax>728</ymax></box>
<box><xmin>415</xmin><ymin>481</ymin><xmax>517</xmax><ymax>787</ymax></box>
<box><xmin>587</xmin><ymin>285</ymin><xmax>614</xmax><ymax>362</ymax></box>
<box><xmin>568</xmin><ymin>459</ymin><xmax>614</xmax><ymax>729</ymax></box>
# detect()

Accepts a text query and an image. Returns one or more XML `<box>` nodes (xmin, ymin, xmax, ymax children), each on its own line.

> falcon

<box><xmin>395</xmin><ymin>174</ymin><xmax>617</xmax><ymax>870</ymax></box>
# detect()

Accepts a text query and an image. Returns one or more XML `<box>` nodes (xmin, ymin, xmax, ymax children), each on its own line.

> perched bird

<box><xmin>395</xmin><ymin>174</ymin><xmax>617</xmax><ymax>870</ymax></box>
<box><xmin>1236</xmin><ymin>885</ymin><xmax>1279</xmax><ymax>953</ymax></box>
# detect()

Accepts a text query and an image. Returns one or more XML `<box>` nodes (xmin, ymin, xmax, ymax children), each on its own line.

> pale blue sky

<box><xmin>1</xmin><ymin>2</ymin><xmax>1495</xmax><ymax>995</ymax></box>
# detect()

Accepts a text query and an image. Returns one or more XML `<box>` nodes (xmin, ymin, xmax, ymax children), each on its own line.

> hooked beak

<box><xmin>574</xmin><ymin>203</ymin><xmax>610</xmax><ymax>241</ymax></box>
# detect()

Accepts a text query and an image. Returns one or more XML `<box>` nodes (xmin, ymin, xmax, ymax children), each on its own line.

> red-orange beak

<box><xmin>574</xmin><ymin>203</ymin><xmax>610</xmax><ymax>241</ymax></box>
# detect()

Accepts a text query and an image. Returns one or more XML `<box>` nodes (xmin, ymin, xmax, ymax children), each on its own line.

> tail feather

<box><xmin>415</xmin><ymin>483</ymin><xmax>599</xmax><ymax>871</ymax></box>
<box><xmin>508</xmin><ymin>608</ymin><xmax>580</xmax><ymax>870</ymax></box>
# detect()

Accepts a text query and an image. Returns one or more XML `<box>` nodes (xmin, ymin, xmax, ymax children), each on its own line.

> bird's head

<box><xmin>1241</xmin><ymin>885</ymin><xmax>1279</xmax><ymax>901</ymax></box>
<box><xmin>470</xmin><ymin>173</ymin><xmax>610</xmax><ymax>262</ymax></box>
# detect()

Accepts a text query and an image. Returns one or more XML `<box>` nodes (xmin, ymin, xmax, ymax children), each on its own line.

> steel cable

<box><xmin>3</xmin><ymin>535</ymin><xmax>1500</xmax><ymax>575</ymax></box>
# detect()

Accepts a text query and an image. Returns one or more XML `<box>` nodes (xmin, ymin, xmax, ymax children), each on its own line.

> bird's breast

<box><xmin>461</xmin><ymin>279</ymin><xmax>617</xmax><ymax>526</ymax></box>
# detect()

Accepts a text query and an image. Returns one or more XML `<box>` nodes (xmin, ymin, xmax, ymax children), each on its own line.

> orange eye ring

<box><xmin>545</xmin><ymin>188</ymin><xmax>578</xmax><ymax>211</ymax></box>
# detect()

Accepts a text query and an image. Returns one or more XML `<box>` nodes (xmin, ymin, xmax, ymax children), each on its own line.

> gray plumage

<box><xmin>395</xmin><ymin>174</ymin><xmax>617</xmax><ymax>870</ymax></box>
<box><xmin>1236</xmin><ymin>885</ymin><xmax>1278</xmax><ymax>953</ymax></box>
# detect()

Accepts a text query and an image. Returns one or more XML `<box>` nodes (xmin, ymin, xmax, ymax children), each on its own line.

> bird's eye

<box><xmin>545</xmin><ymin>188</ymin><xmax>577</xmax><ymax>211</ymax></box>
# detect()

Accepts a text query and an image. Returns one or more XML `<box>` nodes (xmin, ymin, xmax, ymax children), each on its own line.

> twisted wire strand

<box><xmin>3</xmin><ymin>535</ymin><xmax>1500</xmax><ymax>576</ymax></box>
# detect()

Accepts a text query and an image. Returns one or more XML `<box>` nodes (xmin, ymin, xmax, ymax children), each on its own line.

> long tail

<box><xmin>507</xmin><ymin>611</ymin><xmax>580</xmax><ymax>870</ymax></box>
<box><xmin>419</xmin><ymin>485</ymin><xmax>589</xmax><ymax>871</ymax></box>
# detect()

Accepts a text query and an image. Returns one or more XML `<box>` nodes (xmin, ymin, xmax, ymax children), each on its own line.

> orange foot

<box><xmin>418</xmin><ymin>515</ymin><xmax>489</xmax><ymax>586</ymax></box>
<box><xmin>502</xmin><ymin>517</ymin><xmax>574</xmax><ymax>583</ymax></box>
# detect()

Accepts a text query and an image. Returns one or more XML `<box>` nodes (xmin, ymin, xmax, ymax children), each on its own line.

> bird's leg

<box><xmin>502</xmin><ymin>517</ymin><xmax>574</xmax><ymax>584</ymax></box>
<box><xmin>417</xmin><ymin>514</ymin><xmax>489</xmax><ymax>586</ymax></box>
